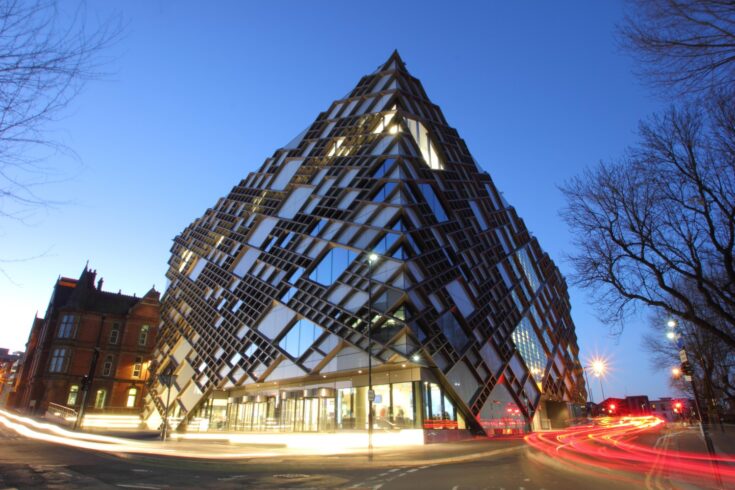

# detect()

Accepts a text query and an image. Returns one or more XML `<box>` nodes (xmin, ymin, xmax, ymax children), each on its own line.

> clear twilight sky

<box><xmin>0</xmin><ymin>1</ymin><xmax>674</xmax><ymax>400</ymax></box>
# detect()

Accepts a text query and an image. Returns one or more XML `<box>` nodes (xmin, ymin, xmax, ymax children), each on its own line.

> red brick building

<box><xmin>13</xmin><ymin>267</ymin><xmax>160</xmax><ymax>415</ymax></box>
<box><xmin>0</xmin><ymin>348</ymin><xmax>22</xmax><ymax>406</ymax></box>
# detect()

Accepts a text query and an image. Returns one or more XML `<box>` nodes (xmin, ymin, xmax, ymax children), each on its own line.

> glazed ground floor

<box><xmin>153</xmin><ymin>367</ymin><xmax>570</xmax><ymax>437</ymax></box>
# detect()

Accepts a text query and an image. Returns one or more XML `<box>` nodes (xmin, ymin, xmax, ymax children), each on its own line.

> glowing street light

<box><xmin>666</xmin><ymin>331</ymin><xmax>677</xmax><ymax>340</ymax></box>
<box><xmin>586</xmin><ymin>358</ymin><xmax>608</xmax><ymax>402</ymax></box>
<box><xmin>671</xmin><ymin>367</ymin><xmax>681</xmax><ymax>378</ymax></box>
<box><xmin>667</xmin><ymin>319</ymin><xmax>677</xmax><ymax>328</ymax></box>
<box><xmin>591</xmin><ymin>359</ymin><xmax>606</xmax><ymax>377</ymax></box>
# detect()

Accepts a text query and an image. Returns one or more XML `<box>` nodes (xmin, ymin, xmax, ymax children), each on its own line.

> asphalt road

<box><xmin>0</xmin><ymin>422</ymin><xmax>729</xmax><ymax>489</ymax></box>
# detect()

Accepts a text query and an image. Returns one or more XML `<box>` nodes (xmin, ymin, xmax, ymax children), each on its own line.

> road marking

<box><xmin>132</xmin><ymin>469</ymin><xmax>151</xmax><ymax>473</ymax></box>
<box><xmin>217</xmin><ymin>475</ymin><xmax>248</xmax><ymax>481</ymax></box>
<box><xmin>451</xmin><ymin>486</ymin><xmax>459</xmax><ymax>490</ymax></box>
<box><xmin>117</xmin><ymin>485</ymin><xmax>161</xmax><ymax>490</ymax></box>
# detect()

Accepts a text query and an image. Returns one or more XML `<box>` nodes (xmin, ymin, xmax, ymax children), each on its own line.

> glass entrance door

<box><xmin>303</xmin><ymin>398</ymin><xmax>319</xmax><ymax>432</ymax></box>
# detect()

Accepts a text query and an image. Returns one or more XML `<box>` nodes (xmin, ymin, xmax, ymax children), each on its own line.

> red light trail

<box><xmin>525</xmin><ymin>416</ymin><xmax>735</xmax><ymax>488</ymax></box>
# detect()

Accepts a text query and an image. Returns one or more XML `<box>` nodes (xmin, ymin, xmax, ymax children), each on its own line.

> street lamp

<box><xmin>582</xmin><ymin>367</ymin><xmax>594</xmax><ymax>418</ymax></box>
<box><xmin>586</xmin><ymin>359</ymin><xmax>607</xmax><ymax>402</ymax></box>
<box><xmin>667</xmin><ymin>319</ymin><xmax>677</xmax><ymax>328</ymax></box>
<box><xmin>671</xmin><ymin>367</ymin><xmax>681</xmax><ymax>378</ymax></box>
<box><xmin>366</xmin><ymin>252</ymin><xmax>378</xmax><ymax>461</ymax></box>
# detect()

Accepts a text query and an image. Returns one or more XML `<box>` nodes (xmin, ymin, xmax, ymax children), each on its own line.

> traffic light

<box><xmin>609</xmin><ymin>403</ymin><xmax>616</xmax><ymax>412</ymax></box>
<box><xmin>681</xmin><ymin>361</ymin><xmax>693</xmax><ymax>376</ymax></box>
<box><xmin>673</xmin><ymin>401</ymin><xmax>682</xmax><ymax>413</ymax></box>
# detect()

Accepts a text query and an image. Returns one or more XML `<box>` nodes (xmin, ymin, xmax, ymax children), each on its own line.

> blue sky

<box><xmin>0</xmin><ymin>1</ymin><xmax>672</xmax><ymax>400</ymax></box>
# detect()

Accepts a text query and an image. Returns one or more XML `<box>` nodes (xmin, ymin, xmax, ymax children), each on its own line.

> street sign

<box><xmin>679</xmin><ymin>349</ymin><xmax>688</xmax><ymax>362</ymax></box>
<box><xmin>367</xmin><ymin>389</ymin><xmax>375</xmax><ymax>402</ymax></box>
<box><xmin>676</xmin><ymin>338</ymin><xmax>684</xmax><ymax>349</ymax></box>
<box><xmin>685</xmin><ymin>375</ymin><xmax>692</xmax><ymax>382</ymax></box>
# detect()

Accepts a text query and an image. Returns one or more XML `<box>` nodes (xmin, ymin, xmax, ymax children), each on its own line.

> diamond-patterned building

<box><xmin>144</xmin><ymin>52</ymin><xmax>586</xmax><ymax>438</ymax></box>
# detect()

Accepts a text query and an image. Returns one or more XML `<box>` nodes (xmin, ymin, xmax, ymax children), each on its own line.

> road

<box><xmin>0</xmin><ymin>412</ymin><xmax>733</xmax><ymax>489</ymax></box>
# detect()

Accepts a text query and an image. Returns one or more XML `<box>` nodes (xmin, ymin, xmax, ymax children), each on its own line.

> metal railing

<box><xmin>46</xmin><ymin>402</ymin><xmax>77</xmax><ymax>421</ymax></box>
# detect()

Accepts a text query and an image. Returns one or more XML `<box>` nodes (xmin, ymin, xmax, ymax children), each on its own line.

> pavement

<box><xmin>1</xmin><ymin>411</ymin><xmax>734</xmax><ymax>489</ymax></box>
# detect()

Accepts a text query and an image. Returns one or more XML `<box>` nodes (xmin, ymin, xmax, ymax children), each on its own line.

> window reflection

<box><xmin>418</xmin><ymin>183</ymin><xmax>448</xmax><ymax>222</ymax></box>
<box><xmin>308</xmin><ymin>247</ymin><xmax>358</xmax><ymax>285</ymax></box>
<box><xmin>374</xmin><ymin>182</ymin><xmax>397</xmax><ymax>202</ymax></box>
<box><xmin>372</xmin><ymin>158</ymin><xmax>396</xmax><ymax>179</ymax></box>
<box><xmin>279</xmin><ymin>318</ymin><xmax>322</xmax><ymax>358</ymax></box>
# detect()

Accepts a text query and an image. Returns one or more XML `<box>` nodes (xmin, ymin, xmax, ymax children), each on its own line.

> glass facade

<box><xmin>189</xmin><ymin>377</ymin><xmax>468</xmax><ymax>434</ymax></box>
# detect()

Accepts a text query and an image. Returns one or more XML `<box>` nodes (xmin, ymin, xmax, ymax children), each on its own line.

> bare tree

<box><xmin>620</xmin><ymin>0</ymin><xmax>735</xmax><ymax>95</ymax></box>
<box><xmin>0</xmin><ymin>0</ymin><xmax>119</xmax><ymax>221</ymax></box>
<box><xmin>560</xmin><ymin>93</ymin><xmax>735</xmax><ymax>348</ymax></box>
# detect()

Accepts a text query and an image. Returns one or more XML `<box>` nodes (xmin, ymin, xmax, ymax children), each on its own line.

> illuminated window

<box><xmin>66</xmin><ymin>385</ymin><xmax>79</xmax><ymax>406</ymax></box>
<box><xmin>517</xmin><ymin>247</ymin><xmax>541</xmax><ymax>293</ymax></box>
<box><xmin>102</xmin><ymin>355</ymin><xmax>113</xmax><ymax>377</ymax></box>
<box><xmin>138</xmin><ymin>325</ymin><xmax>150</xmax><ymax>346</ymax></box>
<box><xmin>57</xmin><ymin>315</ymin><xmax>75</xmax><ymax>338</ymax></box>
<box><xmin>404</xmin><ymin>117</ymin><xmax>444</xmax><ymax>170</ymax></box>
<box><xmin>126</xmin><ymin>387</ymin><xmax>138</xmax><ymax>408</ymax></box>
<box><xmin>512</xmin><ymin>317</ymin><xmax>548</xmax><ymax>384</ymax></box>
<box><xmin>178</xmin><ymin>249</ymin><xmax>194</xmax><ymax>272</ymax></box>
<box><xmin>109</xmin><ymin>324</ymin><xmax>120</xmax><ymax>344</ymax></box>
<box><xmin>49</xmin><ymin>348</ymin><xmax>69</xmax><ymax>373</ymax></box>
<box><xmin>94</xmin><ymin>389</ymin><xmax>107</xmax><ymax>409</ymax></box>
<box><xmin>132</xmin><ymin>357</ymin><xmax>143</xmax><ymax>378</ymax></box>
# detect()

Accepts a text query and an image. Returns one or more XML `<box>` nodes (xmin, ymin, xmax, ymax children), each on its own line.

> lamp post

<box><xmin>583</xmin><ymin>367</ymin><xmax>594</xmax><ymax>417</ymax></box>
<box><xmin>366</xmin><ymin>252</ymin><xmax>378</xmax><ymax>461</ymax></box>
<box><xmin>591</xmin><ymin>360</ymin><xmax>607</xmax><ymax>401</ymax></box>
<box><xmin>74</xmin><ymin>314</ymin><xmax>105</xmax><ymax>430</ymax></box>
<box><xmin>158</xmin><ymin>365</ymin><xmax>175</xmax><ymax>442</ymax></box>
<box><xmin>666</xmin><ymin>319</ymin><xmax>723</xmax><ymax>487</ymax></box>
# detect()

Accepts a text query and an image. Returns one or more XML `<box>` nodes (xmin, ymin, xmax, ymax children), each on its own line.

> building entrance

<box><xmin>228</xmin><ymin>395</ymin><xmax>277</xmax><ymax>431</ymax></box>
<box><xmin>280</xmin><ymin>388</ymin><xmax>336</xmax><ymax>432</ymax></box>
